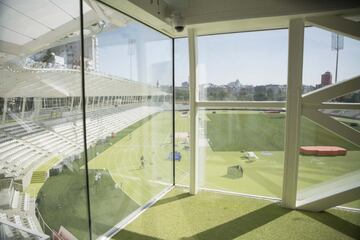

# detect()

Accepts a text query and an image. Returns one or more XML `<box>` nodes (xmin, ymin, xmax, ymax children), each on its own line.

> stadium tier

<box><xmin>0</xmin><ymin>57</ymin><xmax>168</xmax><ymax>238</ymax></box>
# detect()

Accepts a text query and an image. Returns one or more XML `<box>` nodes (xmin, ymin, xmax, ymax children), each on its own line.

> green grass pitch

<box><xmin>36</xmin><ymin>110</ymin><xmax>360</xmax><ymax>239</ymax></box>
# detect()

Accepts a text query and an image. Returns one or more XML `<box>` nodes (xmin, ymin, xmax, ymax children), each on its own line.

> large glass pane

<box><xmin>175</xmin><ymin>38</ymin><xmax>190</xmax><ymax>186</ymax></box>
<box><xmin>0</xmin><ymin>0</ymin><xmax>90</xmax><ymax>239</ymax></box>
<box><xmin>297</xmin><ymin>116</ymin><xmax>360</xmax><ymax>208</ymax></box>
<box><xmin>298</xmin><ymin>27</ymin><xmax>360</xmax><ymax>209</ymax></box>
<box><xmin>82</xmin><ymin>3</ymin><xmax>174</xmax><ymax>238</ymax></box>
<box><xmin>197</xmin><ymin>30</ymin><xmax>288</xmax><ymax>101</ymax></box>
<box><xmin>302</xmin><ymin>27</ymin><xmax>360</xmax><ymax>95</ymax></box>
<box><xmin>199</xmin><ymin>109</ymin><xmax>285</xmax><ymax>198</ymax></box>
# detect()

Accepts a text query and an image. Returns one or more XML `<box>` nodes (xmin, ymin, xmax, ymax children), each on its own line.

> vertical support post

<box><xmin>78</xmin><ymin>96</ymin><xmax>82</xmax><ymax>110</ymax></box>
<box><xmin>2</xmin><ymin>97</ymin><xmax>8</xmax><ymax>124</ymax></box>
<box><xmin>70</xmin><ymin>96</ymin><xmax>75</xmax><ymax>112</ymax></box>
<box><xmin>102</xmin><ymin>96</ymin><xmax>106</xmax><ymax>107</ymax></box>
<box><xmin>92</xmin><ymin>96</ymin><xmax>95</xmax><ymax>110</ymax></box>
<box><xmin>282</xmin><ymin>19</ymin><xmax>304</xmax><ymax>209</ymax></box>
<box><xmin>85</xmin><ymin>97</ymin><xmax>89</xmax><ymax>111</ymax></box>
<box><xmin>21</xmin><ymin>97</ymin><xmax>26</xmax><ymax>120</ymax></box>
<box><xmin>188</xmin><ymin>28</ymin><xmax>198</xmax><ymax>195</ymax></box>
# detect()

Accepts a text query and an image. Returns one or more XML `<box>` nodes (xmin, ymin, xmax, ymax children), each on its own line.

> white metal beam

<box><xmin>303</xmin><ymin>108</ymin><xmax>360</xmax><ymax>148</ymax></box>
<box><xmin>0</xmin><ymin>40</ymin><xmax>22</xmax><ymax>55</ymax></box>
<box><xmin>303</xmin><ymin>102</ymin><xmax>360</xmax><ymax>110</ymax></box>
<box><xmin>282</xmin><ymin>19</ymin><xmax>305</xmax><ymax>209</ymax></box>
<box><xmin>306</xmin><ymin>15</ymin><xmax>360</xmax><ymax>41</ymax></box>
<box><xmin>303</xmin><ymin>76</ymin><xmax>360</xmax><ymax>104</ymax></box>
<box><xmin>188</xmin><ymin>28</ymin><xmax>199</xmax><ymax>195</ymax></box>
<box><xmin>197</xmin><ymin>101</ymin><xmax>285</xmax><ymax>109</ymax></box>
<box><xmin>297</xmin><ymin>171</ymin><xmax>360</xmax><ymax>212</ymax></box>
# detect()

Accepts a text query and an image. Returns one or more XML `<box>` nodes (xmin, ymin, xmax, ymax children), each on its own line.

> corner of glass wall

<box><xmin>82</xmin><ymin>1</ymin><xmax>174</xmax><ymax>238</ymax></box>
<box><xmin>297</xmin><ymin>26</ymin><xmax>360</xmax><ymax>210</ymax></box>
<box><xmin>0</xmin><ymin>0</ymin><xmax>90</xmax><ymax>239</ymax></box>
<box><xmin>174</xmin><ymin>38</ymin><xmax>190</xmax><ymax>186</ymax></box>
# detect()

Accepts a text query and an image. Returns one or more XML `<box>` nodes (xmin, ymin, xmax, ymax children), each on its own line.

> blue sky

<box><xmin>98</xmin><ymin>23</ymin><xmax>360</xmax><ymax>87</ymax></box>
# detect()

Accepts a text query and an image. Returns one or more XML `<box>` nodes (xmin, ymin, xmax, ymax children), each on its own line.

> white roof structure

<box><xmin>0</xmin><ymin>66</ymin><xmax>168</xmax><ymax>98</ymax></box>
<box><xmin>0</xmin><ymin>0</ymin><xmax>92</xmax><ymax>45</ymax></box>
<box><xmin>0</xmin><ymin>0</ymin><xmax>169</xmax><ymax>98</ymax></box>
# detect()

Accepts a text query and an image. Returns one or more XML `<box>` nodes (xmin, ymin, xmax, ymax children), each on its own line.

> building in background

<box><xmin>321</xmin><ymin>71</ymin><xmax>332</xmax><ymax>86</ymax></box>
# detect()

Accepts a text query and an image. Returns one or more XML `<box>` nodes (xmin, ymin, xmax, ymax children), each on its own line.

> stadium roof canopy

<box><xmin>0</xmin><ymin>0</ymin><xmax>170</xmax><ymax>98</ymax></box>
<box><xmin>0</xmin><ymin>67</ymin><xmax>168</xmax><ymax>98</ymax></box>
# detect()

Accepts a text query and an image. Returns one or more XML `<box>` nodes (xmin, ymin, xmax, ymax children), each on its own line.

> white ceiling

<box><xmin>0</xmin><ymin>0</ymin><xmax>91</xmax><ymax>46</ymax></box>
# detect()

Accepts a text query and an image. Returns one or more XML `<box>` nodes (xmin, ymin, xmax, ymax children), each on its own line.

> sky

<box><xmin>98</xmin><ymin>22</ymin><xmax>360</xmax><ymax>87</ymax></box>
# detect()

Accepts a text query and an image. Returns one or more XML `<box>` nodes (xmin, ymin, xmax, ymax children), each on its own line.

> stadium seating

<box><xmin>0</xmin><ymin>212</ymin><xmax>41</xmax><ymax>240</ymax></box>
<box><xmin>53</xmin><ymin>106</ymin><xmax>161</xmax><ymax>148</ymax></box>
<box><xmin>0</xmin><ymin>106</ymin><xmax>161</xmax><ymax>180</ymax></box>
<box><xmin>0</xmin><ymin>138</ymin><xmax>48</xmax><ymax>179</ymax></box>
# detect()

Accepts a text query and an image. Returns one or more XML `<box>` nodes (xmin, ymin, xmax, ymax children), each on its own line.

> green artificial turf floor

<box><xmin>113</xmin><ymin>188</ymin><xmax>360</xmax><ymax>240</ymax></box>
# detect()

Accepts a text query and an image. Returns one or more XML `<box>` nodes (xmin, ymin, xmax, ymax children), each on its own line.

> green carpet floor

<box><xmin>113</xmin><ymin>188</ymin><xmax>360</xmax><ymax>240</ymax></box>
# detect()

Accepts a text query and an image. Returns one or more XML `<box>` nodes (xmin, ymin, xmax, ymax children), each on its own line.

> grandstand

<box><xmin>0</xmin><ymin>67</ymin><xmax>168</xmax><ymax>238</ymax></box>
<box><xmin>0</xmin><ymin>18</ymin><xmax>170</xmax><ymax>237</ymax></box>
<box><xmin>0</xmin><ymin>62</ymin><xmax>169</xmax><ymax>237</ymax></box>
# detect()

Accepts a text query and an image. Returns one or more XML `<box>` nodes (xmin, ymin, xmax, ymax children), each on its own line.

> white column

<box><xmin>2</xmin><ymin>97</ymin><xmax>8</xmax><ymax>123</ymax></box>
<box><xmin>21</xmin><ymin>97</ymin><xmax>26</xmax><ymax>120</ymax></box>
<box><xmin>92</xmin><ymin>97</ymin><xmax>95</xmax><ymax>110</ymax></box>
<box><xmin>282</xmin><ymin>19</ymin><xmax>305</xmax><ymax>209</ymax></box>
<box><xmin>70</xmin><ymin>96</ymin><xmax>75</xmax><ymax>112</ymax></box>
<box><xmin>188</xmin><ymin>28</ymin><xmax>199</xmax><ymax>195</ymax></box>
<box><xmin>85</xmin><ymin>97</ymin><xmax>89</xmax><ymax>111</ymax></box>
<box><xmin>102</xmin><ymin>96</ymin><xmax>106</xmax><ymax>107</ymax></box>
<box><xmin>78</xmin><ymin>96</ymin><xmax>82</xmax><ymax>110</ymax></box>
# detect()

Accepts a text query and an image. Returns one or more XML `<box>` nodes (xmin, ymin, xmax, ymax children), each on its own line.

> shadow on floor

<box><xmin>114</xmin><ymin>229</ymin><xmax>162</xmax><ymax>240</ymax></box>
<box><xmin>153</xmin><ymin>193</ymin><xmax>192</xmax><ymax>207</ymax></box>
<box><xmin>302</xmin><ymin>211</ymin><xmax>360</xmax><ymax>239</ymax></box>
<box><xmin>182</xmin><ymin>203</ymin><xmax>290</xmax><ymax>240</ymax></box>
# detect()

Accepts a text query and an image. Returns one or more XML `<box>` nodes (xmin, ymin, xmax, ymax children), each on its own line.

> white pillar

<box><xmin>21</xmin><ymin>97</ymin><xmax>26</xmax><ymax>120</ymax></box>
<box><xmin>282</xmin><ymin>19</ymin><xmax>305</xmax><ymax>209</ymax></box>
<box><xmin>85</xmin><ymin>97</ymin><xmax>89</xmax><ymax>111</ymax></box>
<box><xmin>78</xmin><ymin>96</ymin><xmax>82</xmax><ymax>110</ymax></box>
<box><xmin>70</xmin><ymin>96</ymin><xmax>75</xmax><ymax>112</ymax></box>
<box><xmin>188</xmin><ymin>28</ymin><xmax>199</xmax><ymax>195</ymax></box>
<box><xmin>102</xmin><ymin>96</ymin><xmax>106</xmax><ymax>107</ymax></box>
<box><xmin>2</xmin><ymin>97</ymin><xmax>8</xmax><ymax>123</ymax></box>
<box><xmin>92</xmin><ymin>97</ymin><xmax>95</xmax><ymax>110</ymax></box>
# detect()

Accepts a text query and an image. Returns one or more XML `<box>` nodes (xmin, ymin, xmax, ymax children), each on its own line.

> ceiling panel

<box><xmin>0</xmin><ymin>0</ymin><xmax>74</xmax><ymax>29</ymax></box>
<box><xmin>0</xmin><ymin>2</ymin><xmax>50</xmax><ymax>39</ymax></box>
<box><xmin>0</xmin><ymin>25</ymin><xmax>32</xmax><ymax>45</ymax></box>
<box><xmin>50</xmin><ymin>0</ymin><xmax>92</xmax><ymax>19</ymax></box>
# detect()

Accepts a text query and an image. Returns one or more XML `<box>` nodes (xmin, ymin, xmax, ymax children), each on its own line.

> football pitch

<box><xmin>37</xmin><ymin>110</ymin><xmax>360</xmax><ymax>239</ymax></box>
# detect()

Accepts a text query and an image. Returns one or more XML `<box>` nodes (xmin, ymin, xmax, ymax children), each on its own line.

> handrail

<box><xmin>0</xmin><ymin>218</ymin><xmax>50</xmax><ymax>239</ymax></box>
<box><xmin>35</xmin><ymin>206</ymin><xmax>66</xmax><ymax>240</ymax></box>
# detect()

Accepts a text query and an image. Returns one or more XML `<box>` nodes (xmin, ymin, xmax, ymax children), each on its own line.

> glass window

<box><xmin>298</xmin><ymin>27</ymin><xmax>360</xmax><ymax>210</ymax></box>
<box><xmin>0</xmin><ymin>0</ymin><xmax>90</xmax><ymax>239</ymax></box>
<box><xmin>197</xmin><ymin>30</ymin><xmax>288</xmax><ymax>101</ymax></box>
<box><xmin>198</xmin><ymin>108</ymin><xmax>285</xmax><ymax>198</ymax></box>
<box><xmin>175</xmin><ymin>38</ymin><xmax>190</xmax><ymax>186</ymax></box>
<box><xmin>83</xmin><ymin>3</ymin><xmax>174</xmax><ymax>238</ymax></box>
